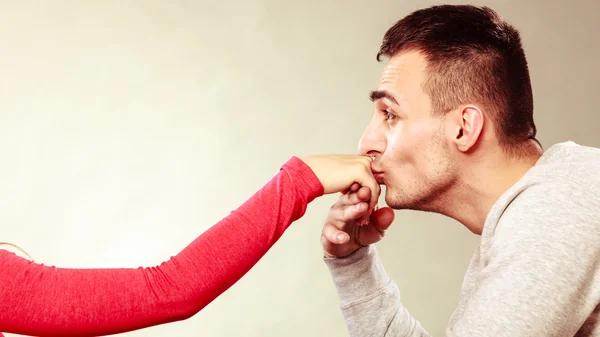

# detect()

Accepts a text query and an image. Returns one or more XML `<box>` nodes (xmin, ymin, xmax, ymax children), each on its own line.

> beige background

<box><xmin>1</xmin><ymin>0</ymin><xmax>598</xmax><ymax>336</ymax></box>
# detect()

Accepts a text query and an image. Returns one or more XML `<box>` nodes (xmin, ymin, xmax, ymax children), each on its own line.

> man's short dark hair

<box><xmin>378</xmin><ymin>5</ymin><xmax>538</xmax><ymax>155</ymax></box>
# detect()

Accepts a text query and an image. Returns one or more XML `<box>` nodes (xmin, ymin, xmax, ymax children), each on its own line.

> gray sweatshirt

<box><xmin>325</xmin><ymin>141</ymin><xmax>600</xmax><ymax>337</ymax></box>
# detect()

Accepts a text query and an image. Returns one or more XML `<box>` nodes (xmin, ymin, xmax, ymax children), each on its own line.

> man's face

<box><xmin>359</xmin><ymin>50</ymin><xmax>458</xmax><ymax>211</ymax></box>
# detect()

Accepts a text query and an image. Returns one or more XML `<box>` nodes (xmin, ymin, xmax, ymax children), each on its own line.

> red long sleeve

<box><xmin>0</xmin><ymin>156</ymin><xmax>324</xmax><ymax>336</ymax></box>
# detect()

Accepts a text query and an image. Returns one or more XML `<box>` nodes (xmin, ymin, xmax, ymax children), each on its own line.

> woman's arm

<box><xmin>0</xmin><ymin>156</ymin><xmax>322</xmax><ymax>336</ymax></box>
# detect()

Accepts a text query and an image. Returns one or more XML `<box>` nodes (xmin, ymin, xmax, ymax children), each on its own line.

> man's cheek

<box><xmin>387</xmin><ymin>135</ymin><xmax>411</xmax><ymax>162</ymax></box>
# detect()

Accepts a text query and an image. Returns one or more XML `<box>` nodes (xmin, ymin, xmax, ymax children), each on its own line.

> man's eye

<box><xmin>384</xmin><ymin>109</ymin><xmax>395</xmax><ymax>121</ymax></box>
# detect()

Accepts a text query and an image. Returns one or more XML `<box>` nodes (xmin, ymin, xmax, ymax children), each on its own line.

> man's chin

<box><xmin>383</xmin><ymin>192</ymin><xmax>398</xmax><ymax>209</ymax></box>
<box><xmin>384</xmin><ymin>190</ymin><xmax>415</xmax><ymax>210</ymax></box>
<box><xmin>385</xmin><ymin>199</ymin><xmax>412</xmax><ymax>210</ymax></box>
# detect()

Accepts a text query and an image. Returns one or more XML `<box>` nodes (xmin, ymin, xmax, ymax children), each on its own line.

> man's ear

<box><xmin>449</xmin><ymin>106</ymin><xmax>484</xmax><ymax>153</ymax></box>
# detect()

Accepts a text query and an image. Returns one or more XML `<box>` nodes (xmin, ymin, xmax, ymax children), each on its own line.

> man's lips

<box><xmin>371</xmin><ymin>164</ymin><xmax>385</xmax><ymax>184</ymax></box>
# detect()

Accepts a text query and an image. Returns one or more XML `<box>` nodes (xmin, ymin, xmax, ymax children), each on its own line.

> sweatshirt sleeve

<box><xmin>0</xmin><ymin>156</ymin><xmax>324</xmax><ymax>337</ymax></box>
<box><xmin>324</xmin><ymin>245</ymin><xmax>432</xmax><ymax>337</ymax></box>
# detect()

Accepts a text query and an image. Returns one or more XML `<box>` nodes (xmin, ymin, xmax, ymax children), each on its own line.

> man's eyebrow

<box><xmin>369</xmin><ymin>90</ymin><xmax>399</xmax><ymax>105</ymax></box>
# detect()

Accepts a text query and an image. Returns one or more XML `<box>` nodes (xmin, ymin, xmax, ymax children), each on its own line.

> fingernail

<box><xmin>337</xmin><ymin>233</ymin><xmax>346</xmax><ymax>242</ymax></box>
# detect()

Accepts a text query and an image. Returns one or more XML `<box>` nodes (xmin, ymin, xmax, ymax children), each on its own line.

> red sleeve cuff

<box><xmin>282</xmin><ymin>156</ymin><xmax>324</xmax><ymax>204</ymax></box>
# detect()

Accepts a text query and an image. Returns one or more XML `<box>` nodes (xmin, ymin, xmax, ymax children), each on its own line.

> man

<box><xmin>320</xmin><ymin>5</ymin><xmax>600</xmax><ymax>337</ymax></box>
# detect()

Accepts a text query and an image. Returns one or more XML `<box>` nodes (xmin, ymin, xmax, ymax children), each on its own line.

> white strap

<box><xmin>0</xmin><ymin>242</ymin><xmax>34</xmax><ymax>260</ymax></box>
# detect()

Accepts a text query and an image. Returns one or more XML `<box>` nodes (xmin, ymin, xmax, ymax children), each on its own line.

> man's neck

<box><xmin>442</xmin><ymin>142</ymin><xmax>543</xmax><ymax>235</ymax></box>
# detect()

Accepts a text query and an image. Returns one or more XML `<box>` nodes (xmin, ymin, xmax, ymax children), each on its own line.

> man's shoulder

<box><xmin>487</xmin><ymin>176</ymin><xmax>599</xmax><ymax>265</ymax></box>
<box><xmin>532</xmin><ymin>141</ymin><xmax>600</xmax><ymax>193</ymax></box>
<box><xmin>483</xmin><ymin>142</ymin><xmax>599</xmax><ymax>240</ymax></box>
<box><xmin>496</xmin><ymin>168</ymin><xmax>599</xmax><ymax>241</ymax></box>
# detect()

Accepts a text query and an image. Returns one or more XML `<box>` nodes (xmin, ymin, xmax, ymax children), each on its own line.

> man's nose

<box><xmin>358</xmin><ymin>118</ymin><xmax>386</xmax><ymax>156</ymax></box>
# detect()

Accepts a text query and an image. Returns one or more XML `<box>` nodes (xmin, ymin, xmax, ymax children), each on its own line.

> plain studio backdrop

<box><xmin>1</xmin><ymin>1</ymin><xmax>598</xmax><ymax>336</ymax></box>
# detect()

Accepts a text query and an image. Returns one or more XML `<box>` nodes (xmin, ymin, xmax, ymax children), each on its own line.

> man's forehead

<box><xmin>377</xmin><ymin>51</ymin><xmax>428</xmax><ymax>88</ymax></box>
